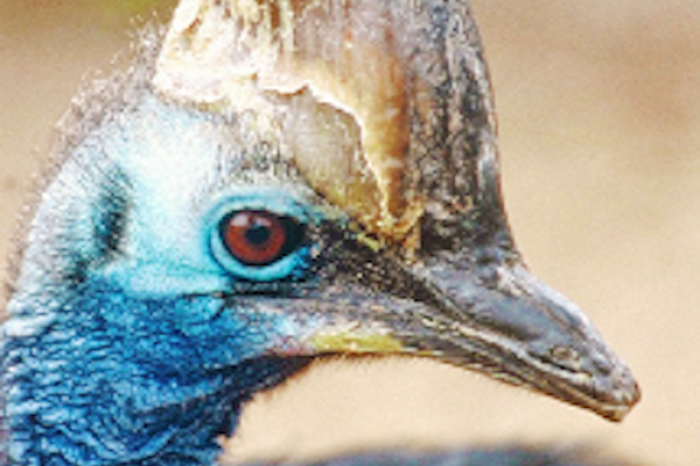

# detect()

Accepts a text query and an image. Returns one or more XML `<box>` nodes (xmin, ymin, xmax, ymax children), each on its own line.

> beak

<box><xmin>251</xmin><ymin>242</ymin><xmax>640</xmax><ymax>422</ymax></box>
<box><xmin>401</xmin><ymin>257</ymin><xmax>641</xmax><ymax>422</ymax></box>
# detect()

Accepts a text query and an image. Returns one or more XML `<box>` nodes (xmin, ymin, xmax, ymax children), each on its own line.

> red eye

<box><xmin>221</xmin><ymin>211</ymin><xmax>300</xmax><ymax>266</ymax></box>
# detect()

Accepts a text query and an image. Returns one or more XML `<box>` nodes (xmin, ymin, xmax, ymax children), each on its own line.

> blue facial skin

<box><xmin>2</xmin><ymin>91</ymin><xmax>321</xmax><ymax>466</ymax></box>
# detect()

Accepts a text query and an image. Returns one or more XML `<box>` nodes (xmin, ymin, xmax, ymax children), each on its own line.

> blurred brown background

<box><xmin>1</xmin><ymin>1</ymin><xmax>698</xmax><ymax>465</ymax></box>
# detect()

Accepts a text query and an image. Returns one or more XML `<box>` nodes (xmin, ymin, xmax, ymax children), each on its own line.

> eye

<box><xmin>220</xmin><ymin>210</ymin><xmax>304</xmax><ymax>267</ymax></box>
<box><xmin>206</xmin><ymin>193</ymin><xmax>314</xmax><ymax>282</ymax></box>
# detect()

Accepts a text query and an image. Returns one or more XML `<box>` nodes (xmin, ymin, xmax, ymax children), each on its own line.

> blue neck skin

<box><xmin>3</xmin><ymin>276</ymin><xmax>310</xmax><ymax>466</ymax></box>
<box><xmin>1</xmin><ymin>91</ymin><xmax>316</xmax><ymax>466</ymax></box>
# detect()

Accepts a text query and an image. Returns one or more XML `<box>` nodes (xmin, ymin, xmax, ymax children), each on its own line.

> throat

<box><xmin>4</xmin><ymin>347</ymin><xmax>311</xmax><ymax>466</ymax></box>
<box><xmin>3</xmin><ymin>280</ymin><xmax>313</xmax><ymax>466</ymax></box>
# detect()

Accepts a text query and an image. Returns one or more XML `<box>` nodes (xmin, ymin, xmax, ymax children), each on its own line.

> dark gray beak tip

<box><xmin>401</xmin><ymin>259</ymin><xmax>642</xmax><ymax>421</ymax></box>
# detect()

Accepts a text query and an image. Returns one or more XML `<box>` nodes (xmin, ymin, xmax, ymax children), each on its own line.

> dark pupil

<box><xmin>245</xmin><ymin>223</ymin><xmax>272</xmax><ymax>246</ymax></box>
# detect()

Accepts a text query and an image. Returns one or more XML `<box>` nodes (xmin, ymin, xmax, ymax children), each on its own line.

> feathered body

<box><xmin>1</xmin><ymin>1</ymin><xmax>639</xmax><ymax>466</ymax></box>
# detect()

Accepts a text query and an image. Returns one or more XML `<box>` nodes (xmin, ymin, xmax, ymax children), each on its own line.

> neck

<box><xmin>2</xmin><ymin>277</ymin><xmax>310</xmax><ymax>466</ymax></box>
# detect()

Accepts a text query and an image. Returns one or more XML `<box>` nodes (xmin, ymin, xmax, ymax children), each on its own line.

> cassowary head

<box><xmin>2</xmin><ymin>1</ymin><xmax>639</xmax><ymax>465</ymax></box>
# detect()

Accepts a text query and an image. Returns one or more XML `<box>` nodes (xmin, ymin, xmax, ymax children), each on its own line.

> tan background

<box><xmin>2</xmin><ymin>1</ymin><xmax>699</xmax><ymax>465</ymax></box>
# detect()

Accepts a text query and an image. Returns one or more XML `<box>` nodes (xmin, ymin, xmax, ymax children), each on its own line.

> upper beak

<box><xmin>255</xmin><ymin>249</ymin><xmax>640</xmax><ymax>422</ymax></box>
<box><xmin>402</xmin><ymin>257</ymin><xmax>640</xmax><ymax>421</ymax></box>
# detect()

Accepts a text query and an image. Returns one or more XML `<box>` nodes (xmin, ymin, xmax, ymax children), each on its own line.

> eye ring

<box><xmin>205</xmin><ymin>191</ymin><xmax>315</xmax><ymax>282</ymax></box>
<box><xmin>220</xmin><ymin>210</ymin><xmax>301</xmax><ymax>266</ymax></box>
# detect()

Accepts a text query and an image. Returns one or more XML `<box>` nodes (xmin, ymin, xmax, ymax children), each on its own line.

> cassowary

<box><xmin>1</xmin><ymin>1</ymin><xmax>640</xmax><ymax>465</ymax></box>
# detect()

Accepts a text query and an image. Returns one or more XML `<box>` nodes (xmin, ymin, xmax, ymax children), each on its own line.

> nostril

<box><xmin>549</xmin><ymin>345</ymin><xmax>582</xmax><ymax>372</ymax></box>
<box><xmin>551</xmin><ymin>345</ymin><xmax>577</xmax><ymax>361</ymax></box>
